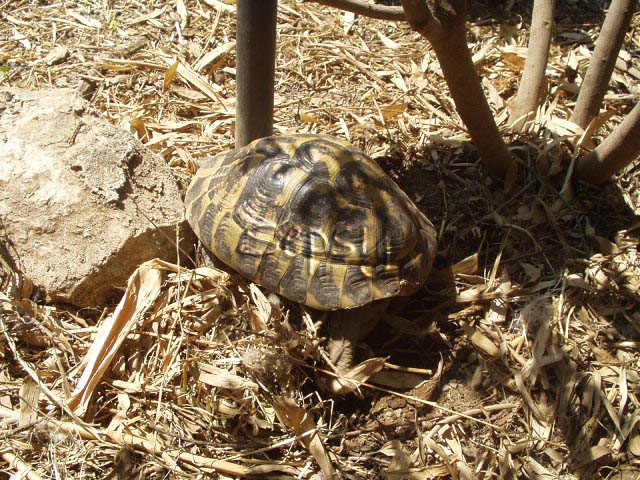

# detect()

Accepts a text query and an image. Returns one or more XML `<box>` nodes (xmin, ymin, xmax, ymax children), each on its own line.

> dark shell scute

<box><xmin>309</xmin><ymin>263</ymin><xmax>342</xmax><ymax>310</ymax></box>
<box><xmin>279</xmin><ymin>255</ymin><xmax>311</xmax><ymax>303</ymax></box>
<box><xmin>343</xmin><ymin>265</ymin><xmax>373</xmax><ymax>306</ymax></box>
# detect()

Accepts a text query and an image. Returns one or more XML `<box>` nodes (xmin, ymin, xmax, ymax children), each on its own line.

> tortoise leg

<box><xmin>325</xmin><ymin>300</ymin><xmax>389</xmax><ymax>392</ymax></box>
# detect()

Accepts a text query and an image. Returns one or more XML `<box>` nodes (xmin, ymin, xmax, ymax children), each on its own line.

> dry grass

<box><xmin>1</xmin><ymin>0</ymin><xmax>640</xmax><ymax>478</ymax></box>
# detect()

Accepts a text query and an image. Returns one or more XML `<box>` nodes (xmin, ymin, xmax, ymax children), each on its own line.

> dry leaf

<box><xmin>19</xmin><ymin>378</ymin><xmax>39</xmax><ymax>427</ymax></box>
<box><xmin>329</xmin><ymin>357</ymin><xmax>387</xmax><ymax>395</ymax></box>
<box><xmin>159</xmin><ymin>55</ymin><xmax>223</xmax><ymax>101</ymax></box>
<box><xmin>342</xmin><ymin>11</ymin><xmax>355</xmax><ymax>35</ymax></box>
<box><xmin>176</xmin><ymin>0</ymin><xmax>189</xmax><ymax>28</ymax></box>
<box><xmin>521</xmin><ymin>262</ymin><xmax>542</xmax><ymax>282</ymax></box>
<box><xmin>383</xmin><ymin>440</ymin><xmax>413</xmax><ymax>479</ymax></box>
<box><xmin>13</xmin><ymin>30</ymin><xmax>30</xmax><ymax>49</ymax></box>
<box><xmin>68</xmin><ymin>260</ymin><xmax>166</xmax><ymax>414</ymax></box>
<box><xmin>424</xmin><ymin>437</ymin><xmax>456</xmax><ymax>475</ymax></box>
<box><xmin>299</xmin><ymin>112</ymin><xmax>322</xmax><ymax>124</ymax></box>
<box><xmin>125</xmin><ymin>7</ymin><xmax>167</xmax><ymax>25</ymax></box>
<box><xmin>486</xmin><ymin>270</ymin><xmax>511</xmax><ymax>324</ymax></box>
<box><xmin>460</xmin><ymin>321</ymin><xmax>499</xmax><ymax>356</ymax></box>
<box><xmin>248</xmin><ymin>283</ymin><xmax>271</xmax><ymax>330</ymax></box>
<box><xmin>193</xmin><ymin>41</ymin><xmax>235</xmax><ymax>72</ymax></box>
<box><xmin>524</xmin><ymin>457</ymin><xmax>556</xmax><ymax>477</ymax></box>
<box><xmin>565</xmin><ymin>273</ymin><xmax>590</xmax><ymax>289</ymax></box>
<box><xmin>129</xmin><ymin>117</ymin><xmax>149</xmax><ymax>142</ymax></box>
<box><xmin>370</xmin><ymin>370</ymin><xmax>429</xmax><ymax>390</ymax></box>
<box><xmin>514</xmin><ymin>373</ymin><xmax>548</xmax><ymax>422</ymax></box>
<box><xmin>390</xmin><ymin>74</ymin><xmax>408</xmax><ymax>93</ymax></box>
<box><xmin>44</xmin><ymin>46</ymin><xmax>69</xmax><ymax>66</ymax></box>
<box><xmin>482</xmin><ymin>77</ymin><xmax>504</xmax><ymax>110</ymax></box>
<box><xmin>585</xmin><ymin>221</ymin><xmax>619</xmax><ymax>255</ymax></box>
<box><xmin>164</xmin><ymin>61</ymin><xmax>180</xmax><ymax>90</ymax></box>
<box><xmin>578</xmin><ymin>108</ymin><xmax>617</xmax><ymax>150</ymax></box>
<box><xmin>201</xmin><ymin>0</ymin><xmax>235</xmax><ymax>12</ymax></box>
<box><xmin>500</xmin><ymin>45</ymin><xmax>527</xmax><ymax>71</ymax></box>
<box><xmin>627</xmin><ymin>415</ymin><xmax>640</xmax><ymax>456</ymax></box>
<box><xmin>576</xmin><ymin>445</ymin><xmax>611</xmax><ymax>467</ymax></box>
<box><xmin>68</xmin><ymin>11</ymin><xmax>102</xmax><ymax>28</ymax></box>
<box><xmin>197</xmin><ymin>364</ymin><xmax>258</xmax><ymax>390</ymax></box>
<box><xmin>377</xmin><ymin>31</ymin><xmax>399</xmax><ymax>50</ymax></box>
<box><xmin>456</xmin><ymin>285</ymin><xmax>488</xmax><ymax>303</ymax></box>
<box><xmin>272</xmin><ymin>397</ymin><xmax>335</xmax><ymax>478</ymax></box>
<box><xmin>549</xmin><ymin>116</ymin><xmax>582</xmax><ymax>136</ymax></box>
<box><xmin>381</xmin><ymin>102</ymin><xmax>409</xmax><ymax>121</ymax></box>
<box><xmin>452</xmin><ymin>253</ymin><xmax>480</xmax><ymax>275</ymax></box>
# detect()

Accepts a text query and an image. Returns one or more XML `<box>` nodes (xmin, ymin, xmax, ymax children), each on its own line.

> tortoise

<box><xmin>185</xmin><ymin>134</ymin><xmax>437</xmax><ymax>391</ymax></box>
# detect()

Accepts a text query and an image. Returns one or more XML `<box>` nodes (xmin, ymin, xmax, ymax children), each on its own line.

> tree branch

<box><xmin>307</xmin><ymin>0</ymin><xmax>406</xmax><ymax>21</ymax></box>
<box><xmin>570</xmin><ymin>0</ymin><xmax>637</xmax><ymax>129</ymax></box>
<box><xmin>575</xmin><ymin>102</ymin><xmax>640</xmax><ymax>184</ymax></box>
<box><xmin>401</xmin><ymin>0</ymin><xmax>513</xmax><ymax>178</ymax></box>
<box><xmin>509</xmin><ymin>0</ymin><xmax>556</xmax><ymax>130</ymax></box>
<box><xmin>401</xmin><ymin>0</ymin><xmax>433</xmax><ymax>30</ymax></box>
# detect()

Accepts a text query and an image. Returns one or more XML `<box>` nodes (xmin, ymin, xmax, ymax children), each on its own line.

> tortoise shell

<box><xmin>185</xmin><ymin>135</ymin><xmax>437</xmax><ymax>311</ymax></box>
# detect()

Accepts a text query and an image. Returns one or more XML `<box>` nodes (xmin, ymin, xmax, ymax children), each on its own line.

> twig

<box><xmin>0</xmin><ymin>316</ymin><xmax>103</xmax><ymax>442</ymax></box>
<box><xmin>2</xmin><ymin>451</ymin><xmax>45</xmax><ymax>480</ymax></box>
<box><xmin>0</xmin><ymin>407</ymin><xmax>297</xmax><ymax>478</ymax></box>
<box><xmin>291</xmin><ymin>357</ymin><xmax>507</xmax><ymax>432</ymax></box>
<box><xmin>307</xmin><ymin>0</ymin><xmax>405</xmax><ymax>21</ymax></box>
<box><xmin>437</xmin><ymin>403</ymin><xmax>519</xmax><ymax>425</ymax></box>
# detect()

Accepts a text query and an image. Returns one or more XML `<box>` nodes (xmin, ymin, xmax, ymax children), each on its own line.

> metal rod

<box><xmin>235</xmin><ymin>0</ymin><xmax>278</xmax><ymax>148</ymax></box>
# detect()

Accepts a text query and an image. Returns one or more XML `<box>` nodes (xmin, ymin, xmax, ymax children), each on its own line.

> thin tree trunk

<box><xmin>574</xmin><ymin>102</ymin><xmax>640</xmax><ymax>184</ymax></box>
<box><xmin>401</xmin><ymin>0</ymin><xmax>513</xmax><ymax>178</ymax></box>
<box><xmin>235</xmin><ymin>0</ymin><xmax>278</xmax><ymax>148</ymax></box>
<box><xmin>570</xmin><ymin>0</ymin><xmax>636</xmax><ymax>129</ymax></box>
<box><xmin>432</xmin><ymin>24</ymin><xmax>512</xmax><ymax>177</ymax></box>
<box><xmin>510</xmin><ymin>0</ymin><xmax>556</xmax><ymax>130</ymax></box>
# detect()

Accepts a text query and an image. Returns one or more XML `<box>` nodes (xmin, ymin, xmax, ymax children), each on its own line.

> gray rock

<box><xmin>0</xmin><ymin>88</ymin><xmax>194</xmax><ymax>307</ymax></box>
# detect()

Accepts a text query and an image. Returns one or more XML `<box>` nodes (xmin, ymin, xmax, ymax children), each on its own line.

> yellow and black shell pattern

<box><xmin>185</xmin><ymin>135</ymin><xmax>437</xmax><ymax>311</ymax></box>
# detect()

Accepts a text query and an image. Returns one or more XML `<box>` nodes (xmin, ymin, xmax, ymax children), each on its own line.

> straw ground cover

<box><xmin>1</xmin><ymin>0</ymin><xmax>639</xmax><ymax>477</ymax></box>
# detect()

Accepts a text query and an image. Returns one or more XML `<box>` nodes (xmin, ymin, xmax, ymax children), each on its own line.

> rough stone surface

<box><xmin>0</xmin><ymin>88</ymin><xmax>193</xmax><ymax>307</ymax></box>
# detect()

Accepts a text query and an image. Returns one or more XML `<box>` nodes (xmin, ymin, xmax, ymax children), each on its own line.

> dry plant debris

<box><xmin>1</xmin><ymin>0</ymin><xmax>639</xmax><ymax>478</ymax></box>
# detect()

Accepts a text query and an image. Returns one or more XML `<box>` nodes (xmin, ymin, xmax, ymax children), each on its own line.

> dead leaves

<box><xmin>2</xmin><ymin>0</ymin><xmax>640</xmax><ymax>477</ymax></box>
<box><xmin>438</xmin><ymin>212</ymin><xmax>640</xmax><ymax>477</ymax></box>
<box><xmin>56</xmin><ymin>258</ymin><xmax>336</xmax><ymax>476</ymax></box>
<box><xmin>68</xmin><ymin>259</ymin><xmax>166</xmax><ymax>413</ymax></box>
<box><xmin>273</xmin><ymin>397</ymin><xmax>336</xmax><ymax>478</ymax></box>
<box><xmin>327</xmin><ymin>356</ymin><xmax>388</xmax><ymax>395</ymax></box>
<box><xmin>381</xmin><ymin>102</ymin><xmax>410</xmax><ymax>121</ymax></box>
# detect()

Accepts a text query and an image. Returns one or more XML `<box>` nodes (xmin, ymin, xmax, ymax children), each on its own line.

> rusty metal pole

<box><xmin>235</xmin><ymin>0</ymin><xmax>278</xmax><ymax>148</ymax></box>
